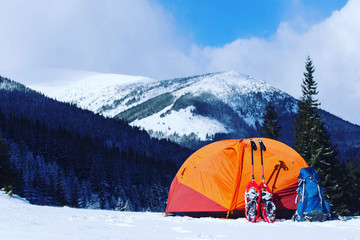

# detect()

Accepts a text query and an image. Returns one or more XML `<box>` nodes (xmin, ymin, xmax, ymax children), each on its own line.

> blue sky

<box><xmin>156</xmin><ymin>0</ymin><xmax>347</xmax><ymax>46</ymax></box>
<box><xmin>0</xmin><ymin>0</ymin><xmax>359</xmax><ymax>125</ymax></box>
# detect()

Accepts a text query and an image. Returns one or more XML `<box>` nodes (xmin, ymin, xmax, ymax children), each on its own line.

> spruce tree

<box><xmin>294</xmin><ymin>56</ymin><xmax>320</xmax><ymax>162</ymax></box>
<box><xmin>260</xmin><ymin>102</ymin><xmax>282</xmax><ymax>140</ymax></box>
<box><xmin>293</xmin><ymin>56</ymin><xmax>342</xmax><ymax>212</ymax></box>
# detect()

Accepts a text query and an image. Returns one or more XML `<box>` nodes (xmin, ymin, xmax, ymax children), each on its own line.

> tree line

<box><xmin>0</xmin><ymin>77</ymin><xmax>192</xmax><ymax>211</ymax></box>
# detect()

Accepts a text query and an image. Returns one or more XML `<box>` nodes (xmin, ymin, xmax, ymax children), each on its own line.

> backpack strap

<box><xmin>301</xmin><ymin>179</ymin><xmax>306</xmax><ymax>203</ymax></box>
<box><xmin>295</xmin><ymin>178</ymin><xmax>306</xmax><ymax>204</ymax></box>
<box><xmin>317</xmin><ymin>183</ymin><xmax>323</xmax><ymax>207</ymax></box>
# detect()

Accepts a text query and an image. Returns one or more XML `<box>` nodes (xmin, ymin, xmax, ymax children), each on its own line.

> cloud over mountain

<box><xmin>192</xmin><ymin>0</ymin><xmax>360</xmax><ymax>124</ymax></box>
<box><xmin>0</xmin><ymin>0</ymin><xmax>359</xmax><ymax>124</ymax></box>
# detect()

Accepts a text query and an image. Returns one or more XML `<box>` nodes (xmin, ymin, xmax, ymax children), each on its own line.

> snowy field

<box><xmin>1</xmin><ymin>192</ymin><xmax>359</xmax><ymax>240</ymax></box>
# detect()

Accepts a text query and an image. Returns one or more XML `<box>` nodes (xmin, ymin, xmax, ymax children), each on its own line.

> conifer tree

<box><xmin>293</xmin><ymin>56</ymin><xmax>342</xmax><ymax>212</ymax></box>
<box><xmin>0</xmin><ymin>132</ymin><xmax>16</xmax><ymax>192</ymax></box>
<box><xmin>260</xmin><ymin>102</ymin><xmax>282</xmax><ymax>140</ymax></box>
<box><xmin>294</xmin><ymin>56</ymin><xmax>319</xmax><ymax>162</ymax></box>
<box><xmin>338</xmin><ymin>158</ymin><xmax>360</xmax><ymax>215</ymax></box>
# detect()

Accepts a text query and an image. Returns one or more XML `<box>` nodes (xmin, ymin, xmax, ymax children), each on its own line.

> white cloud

<box><xmin>0</xmin><ymin>0</ymin><xmax>200</xmax><ymax>79</ymax></box>
<box><xmin>194</xmin><ymin>0</ymin><xmax>360</xmax><ymax>125</ymax></box>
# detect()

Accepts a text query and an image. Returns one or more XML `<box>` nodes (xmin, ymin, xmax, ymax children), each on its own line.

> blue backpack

<box><xmin>293</xmin><ymin>167</ymin><xmax>331</xmax><ymax>222</ymax></box>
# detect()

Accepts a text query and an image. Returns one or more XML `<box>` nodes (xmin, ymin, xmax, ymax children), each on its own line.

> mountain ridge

<box><xmin>32</xmin><ymin>70</ymin><xmax>293</xmax><ymax>135</ymax></box>
<box><xmin>30</xmin><ymin>70</ymin><xmax>360</xmax><ymax>159</ymax></box>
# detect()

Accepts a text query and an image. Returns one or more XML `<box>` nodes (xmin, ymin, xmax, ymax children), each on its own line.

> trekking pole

<box><xmin>257</xmin><ymin>139</ymin><xmax>266</xmax><ymax>182</ymax></box>
<box><xmin>250</xmin><ymin>139</ymin><xmax>257</xmax><ymax>180</ymax></box>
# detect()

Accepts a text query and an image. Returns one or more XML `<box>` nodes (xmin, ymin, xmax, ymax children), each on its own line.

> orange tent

<box><xmin>165</xmin><ymin>138</ymin><xmax>308</xmax><ymax>219</ymax></box>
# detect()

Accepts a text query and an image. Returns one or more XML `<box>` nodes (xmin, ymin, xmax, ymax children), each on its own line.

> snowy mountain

<box><xmin>31</xmin><ymin>70</ymin><xmax>360</xmax><ymax>157</ymax></box>
<box><xmin>32</xmin><ymin>71</ymin><xmax>295</xmax><ymax>141</ymax></box>
<box><xmin>1</xmin><ymin>192</ymin><xmax>359</xmax><ymax>240</ymax></box>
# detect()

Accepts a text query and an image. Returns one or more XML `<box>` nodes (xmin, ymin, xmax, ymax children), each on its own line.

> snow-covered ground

<box><xmin>1</xmin><ymin>192</ymin><xmax>359</xmax><ymax>240</ymax></box>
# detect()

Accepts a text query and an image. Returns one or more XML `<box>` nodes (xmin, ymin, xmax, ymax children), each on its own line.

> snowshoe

<box><xmin>244</xmin><ymin>181</ymin><xmax>260</xmax><ymax>223</ymax></box>
<box><xmin>259</xmin><ymin>183</ymin><xmax>276</xmax><ymax>223</ymax></box>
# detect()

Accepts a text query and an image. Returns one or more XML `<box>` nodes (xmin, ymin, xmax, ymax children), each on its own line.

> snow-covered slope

<box><xmin>0</xmin><ymin>76</ymin><xmax>28</xmax><ymax>92</ymax></box>
<box><xmin>1</xmin><ymin>192</ymin><xmax>359</xmax><ymax>240</ymax></box>
<box><xmin>32</xmin><ymin>70</ymin><xmax>296</xmax><ymax>144</ymax></box>
<box><xmin>31</xmin><ymin>71</ymin><xmax>155</xmax><ymax>114</ymax></box>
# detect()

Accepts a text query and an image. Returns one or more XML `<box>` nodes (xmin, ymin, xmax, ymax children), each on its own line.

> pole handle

<box><xmin>250</xmin><ymin>139</ymin><xmax>257</xmax><ymax>180</ymax></box>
